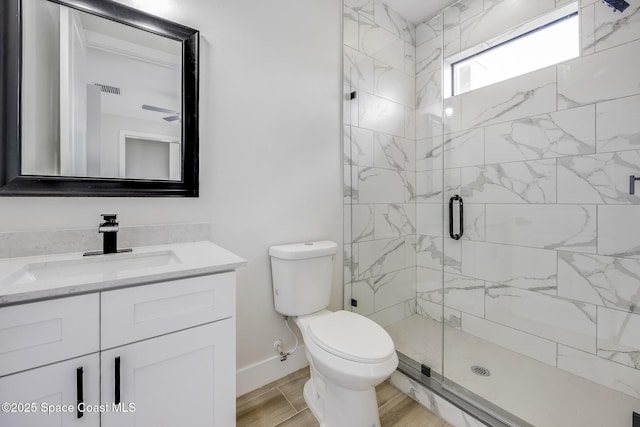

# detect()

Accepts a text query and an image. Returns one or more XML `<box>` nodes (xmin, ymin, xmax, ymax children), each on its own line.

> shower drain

<box><xmin>470</xmin><ymin>365</ymin><xmax>491</xmax><ymax>377</ymax></box>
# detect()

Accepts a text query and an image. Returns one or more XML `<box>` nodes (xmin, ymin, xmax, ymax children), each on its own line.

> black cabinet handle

<box><xmin>115</xmin><ymin>357</ymin><xmax>121</xmax><ymax>405</ymax></box>
<box><xmin>449</xmin><ymin>195</ymin><xmax>464</xmax><ymax>240</ymax></box>
<box><xmin>76</xmin><ymin>367</ymin><xmax>84</xmax><ymax>419</ymax></box>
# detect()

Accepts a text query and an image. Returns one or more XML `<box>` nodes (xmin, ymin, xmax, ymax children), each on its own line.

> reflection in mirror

<box><xmin>21</xmin><ymin>0</ymin><xmax>182</xmax><ymax>181</ymax></box>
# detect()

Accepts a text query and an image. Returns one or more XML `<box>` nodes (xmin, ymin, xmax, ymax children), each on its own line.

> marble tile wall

<box><xmin>345</xmin><ymin>0</ymin><xmax>640</xmax><ymax>403</ymax></box>
<box><xmin>411</xmin><ymin>0</ymin><xmax>640</xmax><ymax>401</ymax></box>
<box><xmin>344</xmin><ymin>0</ymin><xmax>418</xmax><ymax>325</ymax></box>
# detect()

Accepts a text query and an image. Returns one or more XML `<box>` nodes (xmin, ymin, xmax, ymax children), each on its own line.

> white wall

<box><xmin>6</xmin><ymin>0</ymin><xmax>342</xmax><ymax>389</ymax></box>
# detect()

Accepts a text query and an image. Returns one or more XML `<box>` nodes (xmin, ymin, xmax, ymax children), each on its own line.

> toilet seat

<box><xmin>307</xmin><ymin>310</ymin><xmax>395</xmax><ymax>364</ymax></box>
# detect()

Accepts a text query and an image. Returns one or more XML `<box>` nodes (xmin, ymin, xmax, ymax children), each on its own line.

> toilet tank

<box><xmin>269</xmin><ymin>241</ymin><xmax>337</xmax><ymax>316</ymax></box>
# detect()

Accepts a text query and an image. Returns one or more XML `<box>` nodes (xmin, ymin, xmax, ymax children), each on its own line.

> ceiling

<box><xmin>381</xmin><ymin>0</ymin><xmax>459</xmax><ymax>24</ymax></box>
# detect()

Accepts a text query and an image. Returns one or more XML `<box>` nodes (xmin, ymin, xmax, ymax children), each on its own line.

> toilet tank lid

<box><xmin>269</xmin><ymin>240</ymin><xmax>337</xmax><ymax>260</ymax></box>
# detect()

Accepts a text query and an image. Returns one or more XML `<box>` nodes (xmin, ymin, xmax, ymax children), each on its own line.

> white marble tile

<box><xmin>485</xmin><ymin>204</ymin><xmax>597</xmax><ymax>252</ymax></box>
<box><xmin>558</xmin><ymin>344</ymin><xmax>640</xmax><ymax>399</ymax></box>
<box><xmin>344</xmin><ymin>244</ymin><xmax>352</xmax><ymax>284</ymax></box>
<box><xmin>417</xmin><ymin>294</ymin><xmax>442</xmax><ymax>321</ymax></box>
<box><xmin>358</xmin><ymin>91</ymin><xmax>411</xmax><ymax>138</ymax></box>
<box><xmin>461</xmin><ymin>313</ymin><xmax>558</xmax><ymax>366</ymax></box>
<box><xmin>462</xmin><ymin>203</ymin><xmax>485</xmax><ymax>241</ymax></box>
<box><xmin>460</xmin><ymin>67</ymin><xmax>557</xmax><ymax>130</ymax></box>
<box><xmin>344</xmin><ymin>206</ymin><xmax>352</xmax><ymax>246</ymax></box>
<box><xmin>368</xmin><ymin>298</ymin><xmax>416</xmax><ymax>327</ymax></box>
<box><xmin>404</xmin><ymin>235</ymin><xmax>417</xmax><ymax>268</ymax></box>
<box><xmin>597</xmin><ymin>94</ymin><xmax>640</xmax><ymax>153</ymax></box>
<box><xmin>461</xmin><ymin>159</ymin><xmax>557</xmax><ymax>204</ymax></box>
<box><xmin>459</xmin><ymin>0</ymin><xmax>556</xmax><ymax>51</ymax></box>
<box><xmin>373</xmin><ymin>132</ymin><xmax>415</xmax><ymax>171</ymax></box>
<box><xmin>485</xmin><ymin>285</ymin><xmax>597</xmax><ymax>353</ymax></box>
<box><xmin>416</xmin><ymin>169</ymin><xmax>461</xmax><ymax>204</ymax></box>
<box><xmin>351</xmin><ymin>278</ymin><xmax>375</xmax><ymax>315</ymax></box>
<box><xmin>597</xmin><ymin>306</ymin><xmax>640</xmax><ymax>371</ymax></box>
<box><xmin>404</xmin><ymin>42</ymin><xmax>415</xmax><ymax>77</ymax></box>
<box><xmin>416</xmin><ymin>70</ymin><xmax>443</xmax><ymax>140</ymax></box>
<box><xmin>343</xmin><ymin>125</ymin><xmax>351</xmax><ymax>165</ymax></box>
<box><xmin>375</xmin><ymin>267</ymin><xmax>417</xmax><ymax>311</ymax></box>
<box><xmin>344</xmin><ymin>165</ymin><xmax>353</xmax><ymax>203</ymax></box>
<box><xmin>558</xmin><ymin>251</ymin><xmax>640</xmax><ymax>314</ymax></box>
<box><xmin>443</xmin><ymin>128</ymin><xmax>484</xmax><ymax>168</ymax></box>
<box><xmin>462</xmin><ymin>241</ymin><xmax>557</xmax><ymax>293</ymax></box>
<box><xmin>358</xmin><ymin>167</ymin><xmax>412</xmax><ymax>204</ymax></box>
<box><xmin>598</xmin><ymin>205</ymin><xmax>640</xmax><ymax>258</ymax></box>
<box><xmin>374</xmin><ymin>204</ymin><xmax>415</xmax><ymax>239</ymax></box>
<box><xmin>416</xmin><ymin>204</ymin><xmax>443</xmax><ymax>237</ymax></box>
<box><xmin>443</xmin><ymin>0</ymin><xmax>483</xmax><ymax>30</ymax></box>
<box><xmin>416</xmin><ymin>16</ymin><xmax>443</xmax><ymax>46</ymax></box>
<box><xmin>415</xmin><ymin>136</ymin><xmax>443</xmax><ymax>171</ymax></box>
<box><xmin>344</xmin><ymin>0</ymin><xmax>374</xmax><ymax>19</ymax></box>
<box><xmin>581</xmin><ymin>4</ymin><xmax>596</xmax><ymax>56</ymax></box>
<box><xmin>558</xmin><ymin>39</ymin><xmax>640</xmax><ymax>108</ymax></box>
<box><xmin>443</xmin><ymin>273</ymin><xmax>485</xmax><ymax>317</ymax></box>
<box><xmin>417</xmin><ymin>266</ymin><xmax>442</xmax><ymax>303</ymax></box>
<box><xmin>344</xmin><ymin>46</ymin><xmax>374</xmax><ymax>93</ymax></box>
<box><xmin>443</xmin><ymin>238</ymin><xmax>462</xmax><ymax>274</ymax></box>
<box><xmin>415</xmin><ymin>35</ymin><xmax>442</xmax><ymax>77</ymax></box>
<box><xmin>374</xmin><ymin>0</ymin><xmax>415</xmax><ymax>45</ymax></box>
<box><xmin>558</xmin><ymin>150</ymin><xmax>640</xmax><ymax>204</ymax></box>
<box><xmin>374</xmin><ymin>61</ymin><xmax>415</xmax><ymax>107</ymax></box>
<box><xmin>484</xmin><ymin>105</ymin><xmax>596</xmax><ymax>164</ymax></box>
<box><xmin>592</xmin><ymin>0</ymin><xmax>640</xmax><ymax>52</ymax></box>
<box><xmin>351</xmin><ymin>204</ymin><xmax>375</xmax><ymax>242</ymax></box>
<box><xmin>343</xmin><ymin>6</ymin><xmax>359</xmax><ymax>50</ymax></box>
<box><xmin>443</xmin><ymin>96</ymin><xmax>461</xmax><ymax>134</ymax></box>
<box><xmin>416</xmin><ymin>235</ymin><xmax>443</xmax><ymax>270</ymax></box>
<box><xmin>443</xmin><ymin>25</ymin><xmax>461</xmax><ymax>57</ymax></box>
<box><xmin>358</xmin><ymin>237</ymin><xmax>410</xmax><ymax>279</ymax></box>
<box><xmin>359</xmin><ymin>15</ymin><xmax>406</xmax><ymax>71</ymax></box>
<box><xmin>349</xmin><ymin>126</ymin><xmax>375</xmax><ymax>167</ymax></box>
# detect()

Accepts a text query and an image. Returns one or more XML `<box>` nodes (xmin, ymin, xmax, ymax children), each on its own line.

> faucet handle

<box><xmin>101</xmin><ymin>214</ymin><xmax>118</xmax><ymax>223</ymax></box>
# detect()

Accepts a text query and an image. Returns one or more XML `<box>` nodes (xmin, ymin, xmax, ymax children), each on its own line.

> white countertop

<box><xmin>0</xmin><ymin>241</ymin><xmax>246</xmax><ymax>306</ymax></box>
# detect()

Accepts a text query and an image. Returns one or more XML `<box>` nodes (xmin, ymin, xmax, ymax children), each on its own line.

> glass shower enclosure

<box><xmin>344</xmin><ymin>0</ymin><xmax>640</xmax><ymax>425</ymax></box>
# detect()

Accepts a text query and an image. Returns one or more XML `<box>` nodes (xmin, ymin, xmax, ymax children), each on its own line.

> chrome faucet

<box><xmin>84</xmin><ymin>214</ymin><xmax>132</xmax><ymax>256</ymax></box>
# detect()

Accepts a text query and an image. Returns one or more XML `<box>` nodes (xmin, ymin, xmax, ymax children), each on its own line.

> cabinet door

<box><xmin>0</xmin><ymin>354</ymin><xmax>100</xmax><ymax>427</ymax></box>
<box><xmin>101</xmin><ymin>319</ymin><xmax>235</xmax><ymax>427</ymax></box>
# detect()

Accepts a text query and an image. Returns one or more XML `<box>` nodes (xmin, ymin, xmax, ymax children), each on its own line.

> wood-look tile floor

<box><xmin>236</xmin><ymin>367</ymin><xmax>453</xmax><ymax>427</ymax></box>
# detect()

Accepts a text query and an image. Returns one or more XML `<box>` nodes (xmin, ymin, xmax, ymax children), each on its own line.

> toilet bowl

<box><xmin>294</xmin><ymin>310</ymin><xmax>398</xmax><ymax>427</ymax></box>
<box><xmin>269</xmin><ymin>240</ymin><xmax>398</xmax><ymax>427</ymax></box>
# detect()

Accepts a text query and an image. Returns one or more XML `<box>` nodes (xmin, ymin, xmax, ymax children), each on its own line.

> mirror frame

<box><xmin>0</xmin><ymin>0</ymin><xmax>199</xmax><ymax>197</ymax></box>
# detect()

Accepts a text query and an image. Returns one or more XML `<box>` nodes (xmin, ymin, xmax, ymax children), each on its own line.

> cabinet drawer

<box><xmin>101</xmin><ymin>272</ymin><xmax>235</xmax><ymax>349</ymax></box>
<box><xmin>0</xmin><ymin>294</ymin><xmax>99</xmax><ymax>376</ymax></box>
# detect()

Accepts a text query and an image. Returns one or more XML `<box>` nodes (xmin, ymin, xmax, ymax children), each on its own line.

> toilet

<box><xmin>269</xmin><ymin>240</ymin><xmax>398</xmax><ymax>427</ymax></box>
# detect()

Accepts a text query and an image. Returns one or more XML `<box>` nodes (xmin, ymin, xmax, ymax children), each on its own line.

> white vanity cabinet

<box><xmin>0</xmin><ymin>271</ymin><xmax>237</xmax><ymax>427</ymax></box>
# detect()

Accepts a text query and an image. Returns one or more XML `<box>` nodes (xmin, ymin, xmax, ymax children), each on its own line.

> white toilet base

<box><xmin>303</xmin><ymin>377</ymin><xmax>381</xmax><ymax>427</ymax></box>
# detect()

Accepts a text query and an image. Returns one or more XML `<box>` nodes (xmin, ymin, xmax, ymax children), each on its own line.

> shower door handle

<box><xmin>449</xmin><ymin>195</ymin><xmax>463</xmax><ymax>240</ymax></box>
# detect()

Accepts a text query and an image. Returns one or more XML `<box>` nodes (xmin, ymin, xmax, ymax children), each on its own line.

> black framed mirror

<box><xmin>0</xmin><ymin>0</ymin><xmax>199</xmax><ymax>196</ymax></box>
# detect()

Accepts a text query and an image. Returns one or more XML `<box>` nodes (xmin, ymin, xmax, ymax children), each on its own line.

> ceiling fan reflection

<box><xmin>141</xmin><ymin>104</ymin><xmax>181</xmax><ymax>122</ymax></box>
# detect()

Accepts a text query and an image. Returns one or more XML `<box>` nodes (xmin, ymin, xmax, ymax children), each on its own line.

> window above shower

<box><xmin>445</xmin><ymin>2</ymin><xmax>579</xmax><ymax>98</ymax></box>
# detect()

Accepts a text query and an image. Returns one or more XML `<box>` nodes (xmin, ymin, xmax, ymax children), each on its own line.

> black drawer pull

<box><xmin>115</xmin><ymin>356</ymin><xmax>121</xmax><ymax>405</ymax></box>
<box><xmin>76</xmin><ymin>367</ymin><xmax>84</xmax><ymax>419</ymax></box>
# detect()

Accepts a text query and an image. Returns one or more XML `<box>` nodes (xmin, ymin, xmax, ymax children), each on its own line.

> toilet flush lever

<box><xmin>630</xmin><ymin>175</ymin><xmax>640</xmax><ymax>195</ymax></box>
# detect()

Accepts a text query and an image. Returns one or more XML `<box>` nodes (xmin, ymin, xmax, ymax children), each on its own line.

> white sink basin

<box><xmin>1</xmin><ymin>250</ymin><xmax>182</xmax><ymax>286</ymax></box>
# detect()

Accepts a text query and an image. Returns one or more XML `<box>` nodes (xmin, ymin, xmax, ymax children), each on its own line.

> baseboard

<box><xmin>236</xmin><ymin>344</ymin><xmax>308</xmax><ymax>397</ymax></box>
